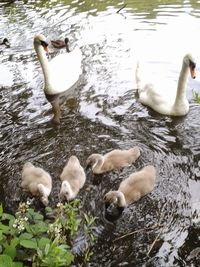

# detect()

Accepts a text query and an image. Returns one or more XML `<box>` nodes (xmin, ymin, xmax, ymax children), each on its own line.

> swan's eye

<box><xmin>40</xmin><ymin>40</ymin><xmax>48</xmax><ymax>48</ymax></box>
<box><xmin>189</xmin><ymin>60</ymin><xmax>196</xmax><ymax>70</ymax></box>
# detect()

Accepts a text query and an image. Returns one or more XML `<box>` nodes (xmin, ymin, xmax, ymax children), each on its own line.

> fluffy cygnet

<box><xmin>104</xmin><ymin>165</ymin><xmax>156</xmax><ymax>221</ymax></box>
<box><xmin>59</xmin><ymin>156</ymin><xmax>86</xmax><ymax>201</ymax></box>
<box><xmin>86</xmin><ymin>146</ymin><xmax>141</xmax><ymax>174</ymax></box>
<box><xmin>21</xmin><ymin>162</ymin><xmax>52</xmax><ymax>206</ymax></box>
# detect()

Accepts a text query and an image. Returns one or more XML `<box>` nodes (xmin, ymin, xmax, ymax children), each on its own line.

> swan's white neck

<box><xmin>34</xmin><ymin>44</ymin><xmax>51</xmax><ymax>91</ymax></box>
<box><xmin>174</xmin><ymin>60</ymin><xmax>189</xmax><ymax>105</ymax></box>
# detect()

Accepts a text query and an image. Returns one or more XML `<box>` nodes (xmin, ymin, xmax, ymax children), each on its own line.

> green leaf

<box><xmin>0</xmin><ymin>230</ymin><xmax>3</xmax><ymax>240</ymax></box>
<box><xmin>0</xmin><ymin>224</ymin><xmax>10</xmax><ymax>234</ymax></box>
<box><xmin>62</xmin><ymin>250</ymin><xmax>74</xmax><ymax>265</ymax></box>
<box><xmin>38</xmin><ymin>237</ymin><xmax>50</xmax><ymax>250</ymax></box>
<box><xmin>19</xmin><ymin>233</ymin><xmax>33</xmax><ymax>240</ymax></box>
<box><xmin>37</xmin><ymin>248</ymin><xmax>43</xmax><ymax>259</ymax></box>
<box><xmin>45</xmin><ymin>206</ymin><xmax>53</xmax><ymax>213</ymax></box>
<box><xmin>12</xmin><ymin>262</ymin><xmax>23</xmax><ymax>267</ymax></box>
<box><xmin>20</xmin><ymin>239</ymin><xmax>37</xmax><ymax>249</ymax></box>
<box><xmin>4</xmin><ymin>243</ymin><xmax>17</xmax><ymax>260</ymax></box>
<box><xmin>0</xmin><ymin>204</ymin><xmax>3</xmax><ymax>218</ymax></box>
<box><xmin>192</xmin><ymin>89</ymin><xmax>200</xmax><ymax>103</ymax></box>
<box><xmin>26</xmin><ymin>209</ymin><xmax>43</xmax><ymax>221</ymax></box>
<box><xmin>29</xmin><ymin>223</ymin><xmax>48</xmax><ymax>235</ymax></box>
<box><xmin>11</xmin><ymin>237</ymin><xmax>19</xmax><ymax>247</ymax></box>
<box><xmin>9</xmin><ymin>219</ymin><xmax>15</xmax><ymax>229</ymax></box>
<box><xmin>26</xmin><ymin>208</ymin><xmax>35</xmax><ymax>216</ymax></box>
<box><xmin>26</xmin><ymin>225</ymin><xmax>36</xmax><ymax>235</ymax></box>
<box><xmin>0</xmin><ymin>254</ymin><xmax>13</xmax><ymax>267</ymax></box>
<box><xmin>34</xmin><ymin>213</ymin><xmax>44</xmax><ymax>221</ymax></box>
<box><xmin>44</xmin><ymin>243</ymin><xmax>50</xmax><ymax>255</ymax></box>
<box><xmin>3</xmin><ymin>213</ymin><xmax>15</xmax><ymax>221</ymax></box>
<box><xmin>24</xmin><ymin>224</ymin><xmax>32</xmax><ymax>234</ymax></box>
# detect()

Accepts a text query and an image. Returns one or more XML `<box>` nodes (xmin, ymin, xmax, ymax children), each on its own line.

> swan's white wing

<box><xmin>136</xmin><ymin>61</ymin><xmax>178</xmax><ymax>105</ymax></box>
<box><xmin>48</xmin><ymin>47</ymin><xmax>82</xmax><ymax>95</ymax></box>
<box><xmin>139</xmin><ymin>79</ymin><xmax>177</xmax><ymax>104</ymax></box>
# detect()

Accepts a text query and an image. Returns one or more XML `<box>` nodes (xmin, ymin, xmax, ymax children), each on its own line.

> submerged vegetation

<box><xmin>0</xmin><ymin>200</ymin><xmax>97</xmax><ymax>267</ymax></box>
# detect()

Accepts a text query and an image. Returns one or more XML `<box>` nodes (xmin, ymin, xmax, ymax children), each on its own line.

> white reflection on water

<box><xmin>189</xmin><ymin>179</ymin><xmax>200</xmax><ymax>225</ymax></box>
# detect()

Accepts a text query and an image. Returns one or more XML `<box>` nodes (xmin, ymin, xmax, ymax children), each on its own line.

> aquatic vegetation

<box><xmin>192</xmin><ymin>89</ymin><xmax>200</xmax><ymax>104</ymax></box>
<box><xmin>0</xmin><ymin>200</ymin><xmax>97</xmax><ymax>267</ymax></box>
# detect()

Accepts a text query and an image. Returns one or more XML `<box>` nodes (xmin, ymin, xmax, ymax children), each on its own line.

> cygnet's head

<box><xmin>59</xmin><ymin>181</ymin><xmax>74</xmax><ymax>202</ymax></box>
<box><xmin>103</xmin><ymin>192</ymin><xmax>124</xmax><ymax>221</ymax></box>
<box><xmin>23</xmin><ymin>162</ymin><xmax>34</xmax><ymax>171</ymax></box>
<box><xmin>86</xmin><ymin>154</ymin><xmax>100</xmax><ymax>170</ymax></box>
<box><xmin>68</xmin><ymin>155</ymin><xmax>79</xmax><ymax>164</ymax></box>
<box><xmin>104</xmin><ymin>202</ymin><xmax>124</xmax><ymax>222</ymax></box>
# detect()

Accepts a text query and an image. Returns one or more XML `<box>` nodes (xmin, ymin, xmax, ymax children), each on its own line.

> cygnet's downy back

<box><xmin>59</xmin><ymin>156</ymin><xmax>86</xmax><ymax>201</ymax></box>
<box><xmin>104</xmin><ymin>165</ymin><xmax>156</xmax><ymax>221</ymax></box>
<box><xmin>21</xmin><ymin>162</ymin><xmax>52</xmax><ymax>206</ymax></box>
<box><xmin>86</xmin><ymin>146</ymin><xmax>141</xmax><ymax>174</ymax></box>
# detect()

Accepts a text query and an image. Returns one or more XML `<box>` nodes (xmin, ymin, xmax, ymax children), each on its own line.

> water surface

<box><xmin>0</xmin><ymin>0</ymin><xmax>200</xmax><ymax>266</ymax></box>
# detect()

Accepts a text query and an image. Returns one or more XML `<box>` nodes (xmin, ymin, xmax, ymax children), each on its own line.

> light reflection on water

<box><xmin>0</xmin><ymin>0</ymin><xmax>200</xmax><ymax>266</ymax></box>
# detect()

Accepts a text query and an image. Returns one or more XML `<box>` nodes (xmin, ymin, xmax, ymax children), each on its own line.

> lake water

<box><xmin>0</xmin><ymin>0</ymin><xmax>200</xmax><ymax>266</ymax></box>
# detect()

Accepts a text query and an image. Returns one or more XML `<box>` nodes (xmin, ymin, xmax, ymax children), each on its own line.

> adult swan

<box><xmin>33</xmin><ymin>34</ymin><xmax>82</xmax><ymax>123</ymax></box>
<box><xmin>135</xmin><ymin>53</ymin><xmax>196</xmax><ymax>116</ymax></box>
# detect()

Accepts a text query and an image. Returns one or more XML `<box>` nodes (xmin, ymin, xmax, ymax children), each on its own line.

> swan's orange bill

<box><xmin>190</xmin><ymin>66</ymin><xmax>196</xmax><ymax>79</ymax></box>
<box><xmin>44</xmin><ymin>46</ymin><xmax>49</xmax><ymax>53</ymax></box>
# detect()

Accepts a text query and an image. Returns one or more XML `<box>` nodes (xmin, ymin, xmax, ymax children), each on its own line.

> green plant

<box><xmin>0</xmin><ymin>200</ymin><xmax>97</xmax><ymax>267</ymax></box>
<box><xmin>192</xmin><ymin>89</ymin><xmax>200</xmax><ymax>103</ymax></box>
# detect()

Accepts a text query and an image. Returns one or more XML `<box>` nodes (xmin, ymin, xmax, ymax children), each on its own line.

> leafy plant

<box><xmin>0</xmin><ymin>200</ymin><xmax>97</xmax><ymax>267</ymax></box>
<box><xmin>192</xmin><ymin>89</ymin><xmax>200</xmax><ymax>103</ymax></box>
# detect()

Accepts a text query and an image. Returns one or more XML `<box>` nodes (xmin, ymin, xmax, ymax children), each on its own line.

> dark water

<box><xmin>0</xmin><ymin>0</ymin><xmax>200</xmax><ymax>266</ymax></box>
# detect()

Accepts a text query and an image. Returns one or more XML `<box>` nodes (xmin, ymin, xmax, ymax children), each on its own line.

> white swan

<box><xmin>59</xmin><ymin>156</ymin><xmax>86</xmax><ymax>201</ymax></box>
<box><xmin>104</xmin><ymin>165</ymin><xmax>156</xmax><ymax>221</ymax></box>
<box><xmin>86</xmin><ymin>146</ymin><xmax>141</xmax><ymax>174</ymax></box>
<box><xmin>135</xmin><ymin>53</ymin><xmax>196</xmax><ymax>116</ymax></box>
<box><xmin>33</xmin><ymin>34</ymin><xmax>82</xmax><ymax>123</ymax></box>
<box><xmin>21</xmin><ymin>162</ymin><xmax>52</xmax><ymax>206</ymax></box>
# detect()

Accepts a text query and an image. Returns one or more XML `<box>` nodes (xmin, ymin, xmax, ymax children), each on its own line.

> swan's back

<box><xmin>21</xmin><ymin>162</ymin><xmax>52</xmax><ymax>195</ymax></box>
<box><xmin>104</xmin><ymin>148</ymin><xmax>140</xmax><ymax>167</ymax></box>
<box><xmin>119</xmin><ymin>165</ymin><xmax>156</xmax><ymax>201</ymax></box>
<box><xmin>60</xmin><ymin>156</ymin><xmax>86</xmax><ymax>188</ymax></box>
<box><xmin>48</xmin><ymin>47</ymin><xmax>82</xmax><ymax>93</ymax></box>
<box><xmin>135</xmin><ymin>54</ymin><xmax>195</xmax><ymax>116</ymax></box>
<box><xmin>136</xmin><ymin>61</ymin><xmax>177</xmax><ymax>101</ymax></box>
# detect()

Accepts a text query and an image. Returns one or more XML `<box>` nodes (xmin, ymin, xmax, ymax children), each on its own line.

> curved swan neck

<box><xmin>92</xmin><ymin>155</ymin><xmax>104</xmax><ymax>173</ymax></box>
<box><xmin>175</xmin><ymin>60</ymin><xmax>189</xmax><ymax>103</ymax></box>
<box><xmin>34</xmin><ymin>44</ymin><xmax>51</xmax><ymax>86</ymax></box>
<box><xmin>38</xmin><ymin>184</ymin><xmax>50</xmax><ymax>197</ymax></box>
<box><xmin>116</xmin><ymin>191</ymin><xmax>127</xmax><ymax>207</ymax></box>
<box><xmin>61</xmin><ymin>181</ymin><xmax>75</xmax><ymax>200</ymax></box>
